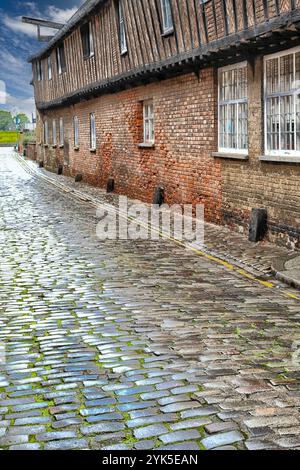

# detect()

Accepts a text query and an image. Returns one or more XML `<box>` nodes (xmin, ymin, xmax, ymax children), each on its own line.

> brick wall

<box><xmin>219</xmin><ymin>57</ymin><xmax>300</xmax><ymax>250</ymax></box>
<box><xmin>38</xmin><ymin>71</ymin><xmax>222</xmax><ymax>224</ymax></box>
<box><xmin>36</xmin><ymin>61</ymin><xmax>300</xmax><ymax>249</ymax></box>
<box><xmin>25</xmin><ymin>142</ymin><xmax>37</xmax><ymax>161</ymax></box>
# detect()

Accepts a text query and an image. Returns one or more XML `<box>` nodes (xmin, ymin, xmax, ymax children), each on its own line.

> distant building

<box><xmin>29</xmin><ymin>0</ymin><xmax>300</xmax><ymax>249</ymax></box>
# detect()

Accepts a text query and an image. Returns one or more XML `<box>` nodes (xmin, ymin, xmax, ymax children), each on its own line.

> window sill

<box><xmin>120</xmin><ymin>50</ymin><xmax>128</xmax><ymax>57</ymax></box>
<box><xmin>90</xmin><ymin>148</ymin><xmax>96</xmax><ymax>153</ymax></box>
<box><xmin>51</xmin><ymin>145</ymin><xmax>57</xmax><ymax>149</ymax></box>
<box><xmin>44</xmin><ymin>144</ymin><xmax>49</xmax><ymax>148</ymax></box>
<box><xmin>161</xmin><ymin>28</ymin><xmax>174</xmax><ymax>38</ymax></box>
<box><xmin>138</xmin><ymin>142</ymin><xmax>155</xmax><ymax>149</ymax></box>
<box><xmin>83</xmin><ymin>54</ymin><xmax>95</xmax><ymax>61</ymax></box>
<box><xmin>212</xmin><ymin>152</ymin><xmax>248</xmax><ymax>160</ymax></box>
<box><xmin>259</xmin><ymin>155</ymin><xmax>300</xmax><ymax>163</ymax></box>
<box><xmin>74</xmin><ymin>146</ymin><xmax>79</xmax><ymax>151</ymax></box>
<box><xmin>59</xmin><ymin>145</ymin><xmax>64</xmax><ymax>149</ymax></box>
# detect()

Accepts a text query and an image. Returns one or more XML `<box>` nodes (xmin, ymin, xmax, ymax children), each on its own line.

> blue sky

<box><xmin>0</xmin><ymin>1</ymin><xmax>83</xmax><ymax>118</ymax></box>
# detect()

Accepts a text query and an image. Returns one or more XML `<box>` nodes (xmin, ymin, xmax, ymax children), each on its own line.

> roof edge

<box><xmin>27</xmin><ymin>0</ymin><xmax>106</xmax><ymax>63</ymax></box>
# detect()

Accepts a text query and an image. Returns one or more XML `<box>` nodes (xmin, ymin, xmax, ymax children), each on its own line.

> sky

<box><xmin>0</xmin><ymin>0</ymin><xmax>84</xmax><ymax>119</ymax></box>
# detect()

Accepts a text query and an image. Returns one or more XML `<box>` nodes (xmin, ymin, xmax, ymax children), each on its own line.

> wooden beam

<box><xmin>22</xmin><ymin>16</ymin><xmax>65</xmax><ymax>29</ymax></box>
<box><xmin>37</xmin><ymin>25</ymin><xmax>54</xmax><ymax>42</ymax></box>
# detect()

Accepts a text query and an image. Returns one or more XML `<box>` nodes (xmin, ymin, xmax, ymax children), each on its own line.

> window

<box><xmin>59</xmin><ymin>117</ymin><xmax>64</xmax><ymax>147</ymax></box>
<box><xmin>81</xmin><ymin>22</ymin><xmax>94</xmax><ymax>58</ymax></box>
<box><xmin>161</xmin><ymin>0</ymin><xmax>173</xmax><ymax>34</ymax></box>
<box><xmin>48</xmin><ymin>56</ymin><xmax>52</xmax><ymax>80</ymax></box>
<box><xmin>143</xmin><ymin>101</ymin><xmax>154</xmax><ymax>144</ymax></box>
<box><xmin>118</xmin><ymin>1</ymin><xmax>127</xmax><ymax>55</ymax></box>
<box><xmin>218</xmin><ymin>62</ymin><xmax>248</xmax><ymax>153</ymax></box>
<box><xmin>264</xmin><ymin>46</ymin><xmax>300</xmax><ymax>156</ymax></box>
<box><xmin>56</xmin><ymin>44</ymin><xmax>67</xmax><ymax>74</ymax></box>
<box><xmin>52</xmin><ymin>119</ymin><xmax>57</xmax><ymax>146</ymax></box>
<box><xmin>37</xmin><ymin>60</ymin><xmax>43</xmax><ymax>81</ymax></box>
<box><xmin>44</xmin><ymin>120</ymin><xmax>48</xmax><ymax>145</ymax></box>
<box><xmin>73</xmin><ymin>116</ymin><xmax>79</xmax><ymax>147</ymax></box>
<box><xmin>90</xmin><ymin>113</ymin><xmax>96</xmax><ymax>150</ymax></box>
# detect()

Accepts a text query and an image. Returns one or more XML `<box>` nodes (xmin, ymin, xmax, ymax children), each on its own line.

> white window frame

<box><xmin>48</xmin><ymin>56</ymin><xmax>52</xmax><ymax>80</ymax></box>
<box><xmin>89</xmin><ymin>22</ymin><xmax>95</xmax><ymax>57</ymax></box>
<box><xmin>52</xmin><ymin>119</ymin><xmax>57</xmax><ymax>146</ymax></box>
<box><xmin>143</xmin><ymin>101</ymin><xmax>154</xmax><ymax>144</ymax></box>
<box><xmin>73</xmin><ymin>116</ymin><xmax>79</xmax><ymax>147</ymax></box>
<box><xmin>161</xmin><ymin>0</ymin><xmax>173</xmax><ymax>34</ymax></box>
<box><xmin>264</xmin><ymin>45</ymin><xmax>300</xmax><ymax>157</ymax></box>
<box><xmin>57</xmin><ymin>47</ymin><xmax>62</xmax><ymax>75</ymax></box>
<box><xmin>37</xmin><ymin>60</ymin><xmax>43</xmax><ymax>81</ymax></box>
<box><xmin>119</xmin><ymin>1</ymin><xmax>127</xmax><ymax>55</ymax></box>
<box><xmin>59</xmin><ymin>117</ymin><xmax>64</xmax><ymax>147</ymax></box>
<box><xmin>56</xmin><ymin>45</ymin><xmax>66</xmax><ymax>75</ymax></box>
<box><xmin>44</xmin><ymin>120</ymin><xmax>48</xmax><ymax>145</ymax></box>
<box><xmin>90</xmin><ymin>113</ymin><xmax>96</xmax><ymax>150</ymax></box>
<box><xmin>218</xmin><ymin>61</ymin><xmax>248</xmax><ymax>155</ymax></box>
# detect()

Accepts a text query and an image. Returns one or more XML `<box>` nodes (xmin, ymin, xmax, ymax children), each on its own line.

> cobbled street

<box><xmin>1</xmin><ymin>148</ymin><xmax>300</xmax><ymax>450</ymax></box>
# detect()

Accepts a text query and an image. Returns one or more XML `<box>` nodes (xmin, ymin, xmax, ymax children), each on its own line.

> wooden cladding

<box><xmin>33</xmin><ymin>0</ymin><xmax>300</xmax><ymax>107</ymax></box>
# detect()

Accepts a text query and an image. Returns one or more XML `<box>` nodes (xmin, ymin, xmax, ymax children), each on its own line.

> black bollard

<box><xmin>249</xmin><ymin>208</ymin><xmax>268</xmax><ymax>242</ymax></box>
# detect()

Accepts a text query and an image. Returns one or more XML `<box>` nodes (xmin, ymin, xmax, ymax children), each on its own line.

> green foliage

<box><xmin>23</xmin><ymin>131</ymin><xmax>36</xmax><ymax>144</ymax></box>
<box><xmin>0</xmin><ymin>109</ymin><xmax>14</xmax><ymax>131</ymax></box>
<box><xmin>16</xmin><ymin>113</ymin><xmax>30</xmax><ymax>126</ymax></box>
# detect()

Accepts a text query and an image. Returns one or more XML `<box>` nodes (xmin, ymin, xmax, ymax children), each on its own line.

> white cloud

<box><xmin>3</xmin><ymin>14</ymin><xmax>37</xmax><ymax>38</ymax></box>
<box><xmin>0</xmin><ymin>50</ymin><xmax>32</xmax><ymax>92</ymax></box>
<box><xmin>1</xmin><ymin>92</ymin><xmax>35</xmax><ymax>118</ymax></box>
<box><xmin>47</xmin><ymin>6</ymin><xmax>79</xmax><ymax>24</ymax></box>
<box><xmin>2</xmin><ymin>4</ymin><xmax>82</xmax><ymax>39</ymax></box>
<box><xmin>0</xmin><ymin>80</ymin><xmax>6</xmax><ymax>104</ymax></box>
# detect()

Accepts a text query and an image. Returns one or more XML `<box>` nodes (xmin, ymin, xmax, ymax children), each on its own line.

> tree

<box><xmin>0</xmin><ymin>109</ymin><xmax>14</xmax><ymax>131</ymax></box>
<box><xmin>15</xmin><ymin>113</ymin><xmax>30</xmax><ymax>129</ymax></box>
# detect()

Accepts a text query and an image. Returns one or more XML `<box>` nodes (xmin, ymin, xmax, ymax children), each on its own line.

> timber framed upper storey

<box><xmin>30</xmin><ymin>0</ymin><xmax>300</xmax><ymax>110</ymax></box>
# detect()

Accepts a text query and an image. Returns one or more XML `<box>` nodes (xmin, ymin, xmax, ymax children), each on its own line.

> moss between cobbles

<box><xmin>29</xmin><ymin>435</ymin><xmax>37</xmax><ymax>443</ymax></box>
<box><xmin>31</xmin><ymin>383</ymin><xmax>41</xmax><ymax>390</ymax></box>
<box><xmin>198</xmin><ymin>442</ymin><xmax>206</xmax><ymax>450</ymax></box>
<box><xmin>41</xmin><ymin>409</ymin><xmax>51</xmax><ymax>417</ymax></box>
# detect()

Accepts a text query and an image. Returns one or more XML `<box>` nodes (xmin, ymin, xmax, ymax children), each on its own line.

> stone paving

<box><xmin>0</xmin><ymin>148</ymin><xmax>300</xmax><ymax>450</ymax></box>
<box><xmin>25</xmin><ymin>158</ymin><xmax>290</xmax><ymax>280</ymax></box>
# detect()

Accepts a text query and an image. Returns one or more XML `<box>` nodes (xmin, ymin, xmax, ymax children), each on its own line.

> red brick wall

<box><xmin>39</xmin><ymin>71</ymin><xmax>222</xmax><ymax>223</ymax></box>
<box><xmin>25</xmin><ymin>143</ymin><xmax>37</xmax><ymax>161</ymax></box>
<box><xmin>219</xmin><ymin>58</ymin><xmax>300</xmax><ymax>250</ymax></box>
<box><xmin>35</xmin><ymin>62</ymin><xmax>300</xmax><ymax>249</ymax></box>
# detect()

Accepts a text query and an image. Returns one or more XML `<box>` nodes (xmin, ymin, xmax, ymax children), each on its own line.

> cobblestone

<box><xmin>160</xmin><ymin>429</ymin><xmax>201</xmax><ymax>444</ymax></box>
<box><xmin>133</xmin><ymin>424</ymin><xmax>169</xmax><ymax>439</ymax></box>
<box><xmin>201</xmin><ymin>431</ymin><xmax>244</xmax><ymax>450</ymax></box>
<box><xmin>0</xmin><ymin>150</ymin><xmax>300</xmax><ymax>450</ymax></box>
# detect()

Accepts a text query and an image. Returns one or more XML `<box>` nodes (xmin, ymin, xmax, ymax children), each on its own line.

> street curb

<box><xmin>14</xmin><ymin>152</ymin><xmax>293</xmax><ymax>291</ymax></box>
<box><xmin>271</xmin><ymin>254</ymin><xmax>300</xmax><ymax>290</ymax></box>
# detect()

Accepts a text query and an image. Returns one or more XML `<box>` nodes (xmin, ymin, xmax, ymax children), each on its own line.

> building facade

<box><xmin>29</xmin><ymin>0</ymin><xmax>300</xmax><ymax>248</ymax></box>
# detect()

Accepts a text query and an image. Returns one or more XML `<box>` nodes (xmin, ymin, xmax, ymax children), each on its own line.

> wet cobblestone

<box><xmin>0</xmin><ymin>149</ymin><xmax>300</xmax><ymax>450</ymax></box>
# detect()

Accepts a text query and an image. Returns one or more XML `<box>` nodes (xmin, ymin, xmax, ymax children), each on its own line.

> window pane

<box><xmin>296</xmin><ymin>52</ymin><xmax>300</xmax><ymax>89</ymax></box>
<box><xmin>280</xmin><ymin>54</ymin><xmax>293</xmax><ymax>93</ymax></box>
<box><xmin>296</xmin><ymin>91</ymin><xmax>300</xmax><ymax>150</ymax></box>
<box><xmin>280</xmin><ymin>95</ymin><xmax>295</xmax><ymax>151</ymax></box>
<box><xmin>219</xmin><ymin>104</ymin><xmax>226</xmax><ymax>148</ymax></box>
<box><xmin>266</xmin><ymin>58</ymin><xmax>279</xmax><ymax>94</ymax></box>
<box><xmin>238</xmin><ymin>102</ymin><xmax>248</xmax><ymax>149</ymax></box>
<box><xmin>90</xmin><ymin>114</ymin><xmax>96</xmax><ymax>148</ymax></box>
<box><xmin>52</xmin><ymin>120</ymin><xmax>56</xmax><ymax>145</ymax></box>
<box><xmin>228</xmin><ymin>104</ymin><xmax>237</xmax><ymax>149</ymax></box>
<box><xmin>266</xmin><ymin>97</ymin><xmax>279</xmax><ymax>151</ymax></box>
<box><xmin>237</xmin><ymin>67</ymin><xmax>247</xmax><ymax>100</ymax></box>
